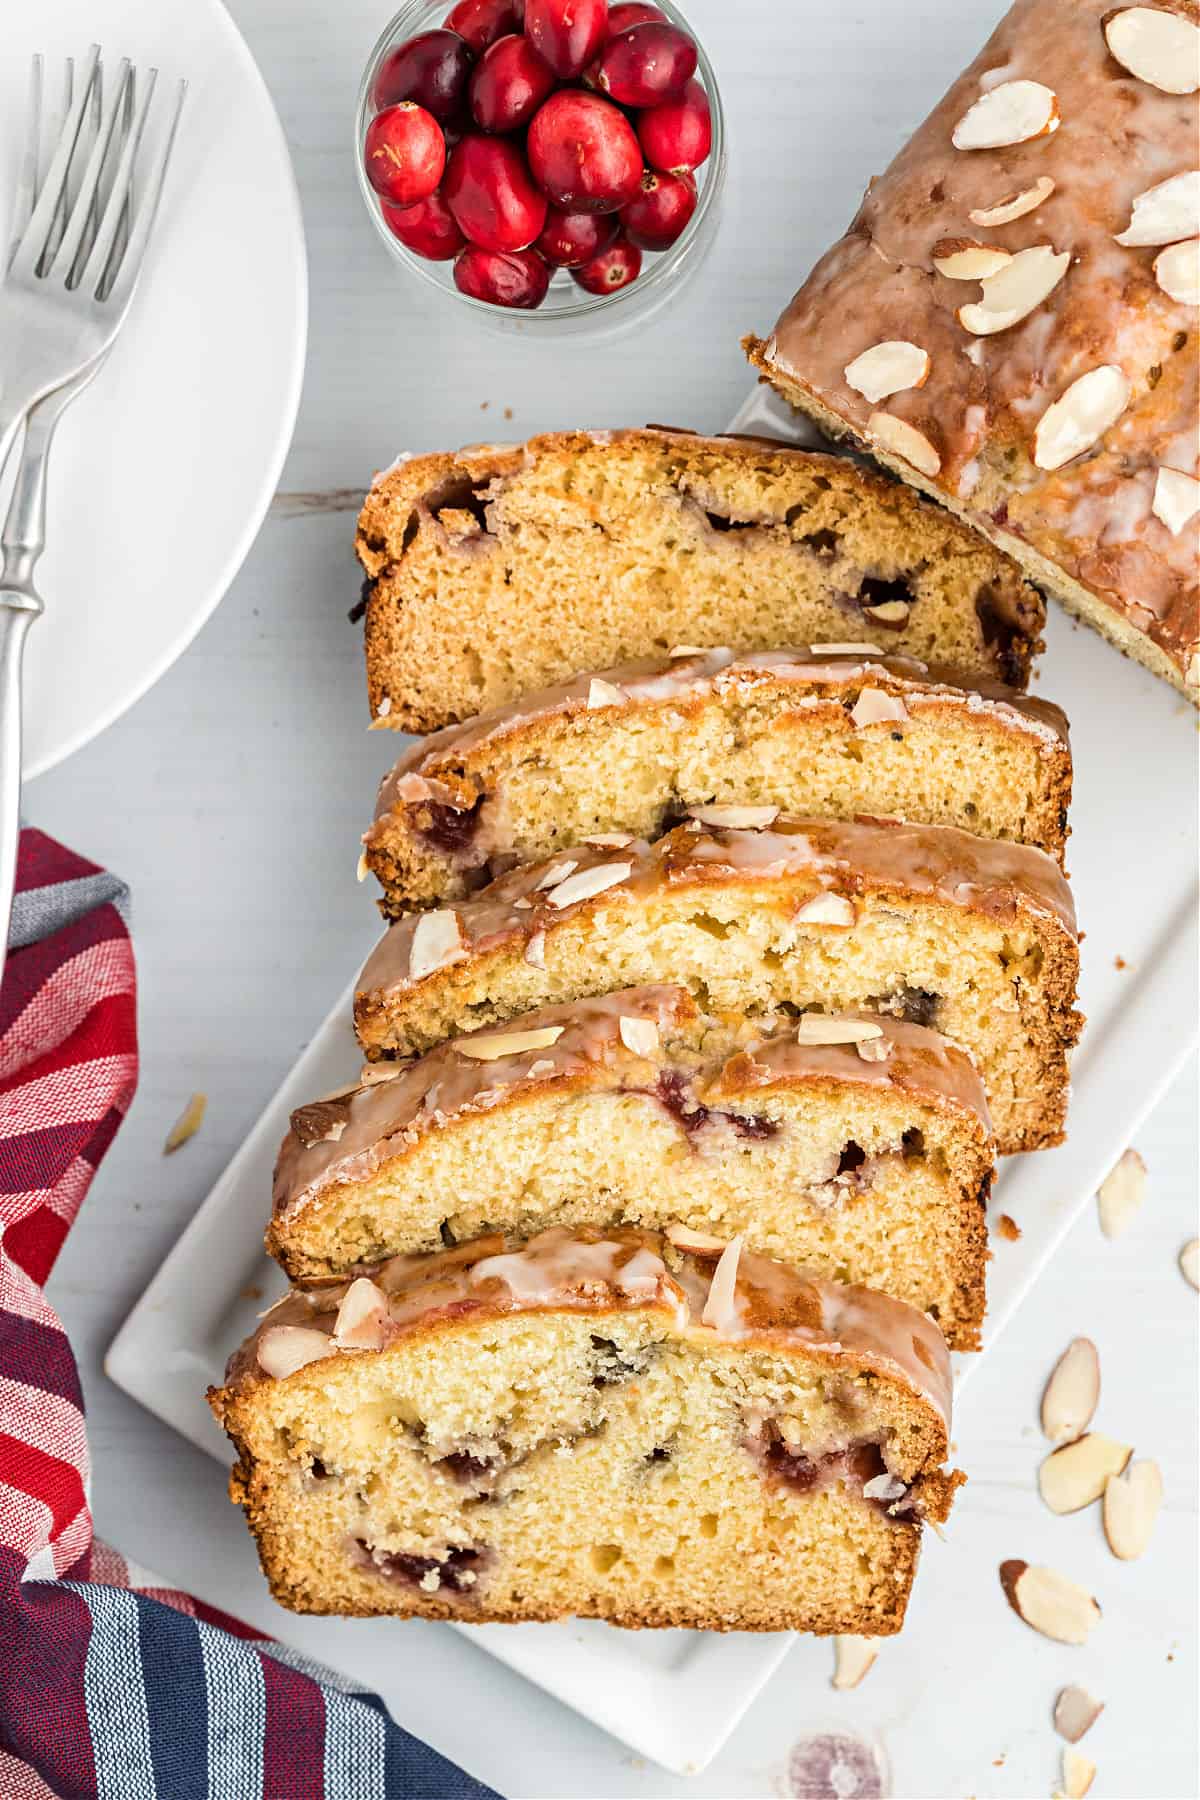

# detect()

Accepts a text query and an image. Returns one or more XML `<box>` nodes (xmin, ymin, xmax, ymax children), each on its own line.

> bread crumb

<box><xmin>996</xmin><ymin>1214</ymin><xmax>1022</xmax><ymax>1242</ymax></box>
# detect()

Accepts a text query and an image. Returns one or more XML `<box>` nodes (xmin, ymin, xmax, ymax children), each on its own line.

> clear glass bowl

<box><xmin>354</xmin><ymin>0</ymin><xmax>726</xmax><ymax>336</ymax></box>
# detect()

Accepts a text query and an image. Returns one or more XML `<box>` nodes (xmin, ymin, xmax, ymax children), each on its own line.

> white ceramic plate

<box><xmin>0</xmin><ymin>0</ymin><xmax>306</xmax><ymax>778</ymax></box>
<box><xmin>108</xmin><ymin>385</ymin><xmax>1199</xmax><ymax>1774</ymax></box>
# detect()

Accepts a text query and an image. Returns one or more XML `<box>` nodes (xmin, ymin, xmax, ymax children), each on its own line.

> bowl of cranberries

<box><xmin>356</xmin><ymin>0</ymin><xmax>724</xmax><ymax>327</ymax></box>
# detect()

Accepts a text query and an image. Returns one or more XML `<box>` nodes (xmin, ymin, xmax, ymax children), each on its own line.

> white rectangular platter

<box><xmin>107</xmin><ymin>384</ymin><xmax>1199</xmax><ymax>1775</ymax></box>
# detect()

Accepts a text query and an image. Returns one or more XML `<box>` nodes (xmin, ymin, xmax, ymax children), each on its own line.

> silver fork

<box><xmin>0</xmin><ymin>51</ymin><xmax>185</xmax><ymax>967</ymax></box>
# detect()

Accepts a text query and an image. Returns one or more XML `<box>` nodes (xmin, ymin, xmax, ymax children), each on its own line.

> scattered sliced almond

<box><xmin>535</xmin><ymin>858</ymin><xmax>578</xmax><ymax>891</ymax></box>
<box><xmin>689</xmin><ymin>804</ymin><xmax>779</xmax><ymax>830</ymax></box>
<box><xmin>862</xmin><ymin>1472</ymin><xmax>908</xmax><ymax>1502</ymax></box>
<box><xmin>867</xmin><ymin>412</ymin><xmax>942</xmax><ymax>476</ymax></box>
<box><xmin>958</xmin><ymin>244</ymin><xmax>1071</xmax><ymax>335</ymax></box>
<box><xmin>701</xmin><ymin>1233</ymin><xmax>744</xmax><ymax>1332</ymax></box>
<box><xmin>1039</xmin><ymin>1433</ymin><xmax>1132</xmax><ymax>1514</ymax></box>
<box><xmin>1033</xmin><ymin>366</ymin><xmax>1130</xmax><ymax>471</ymax></box>
<box><xmin>334</xmin><ymin>1277</ymin><xmax>390</xmax><ymax>1351</ymax></box>
<box><xmin>456</xmin><ymin>1025</ymin><xmax>565</xmax><ymax>1061</ymax></box>
<box><xmin>619</xmin><ymin>1014</ymin><xmax>660</xmax><ymax>1057</ymax></box>
<box><xmin>524</xmin><ymin>930</ymin><xmax>546</xmax><ymax>968</ymax></box>
<box><xmin>257</xmin><ymin>1325</ymin><xmax>336</xmax><ymax>1379</ymax></box>
<box><xmin>1103</xmin><ymin>1458</ymin><xmax>1163</xmax><ymax>1559</ymax></box>
<box><xmin>862</xmin><ymin>599</ymin><xmax>910</xmax><ymax>625</ymax></box>
<box><xmin>545</xmin><ymin>860</ymin><xmax>632</xmax><ymax>908</ymax></box>
<box><xmin>356</xmin><ymin>848</ymin><xmax>370</xmax><ymax>883</ymax></box>
<box><xmin>952</xmin><ymin>79</ymin><xmax>1060</xmax><ymax>150</ymax></box>
<box><xmin>831</xmin><ymin>1636</ymin><xmax>878</xmax><ymax>1690</ymax></box>
<box><xmin>843</xmin><ymin>340</ymin><xmax>931</xmax><ymax>403</ymax></box>
<box><xmin>375</xmin><ymin>695</ymin><xmax>392</xmax><ymax>719</ymax></box>
<box><xmin>969</xmin><ymin>176</ymin><xmax>1056</xmax><ymax>227</ymax></box>
<box><xmin>1154</xmin><ymin>237</ymin><xmax>1200</xmax><ymax>305</ymax></box>
<box><xmin>933</xmin><ymin>238</ymin><xmax>1013</xmax><ymax>280</ymax></box>
<box><xmin>795</xmin><ymin>892</ymin><xmax>857</xmax><ymax>927</ymax></box>
<box><xmin>584</xmin><ymin>832</ymin><xmax>634</xmax><ymax>848</ymax></box>
<box><xmin>1180</xmin><ymin>1237</ymin><xmax>1199</xmax><ymax>1287</ymax></box>
<box><xmin>850</xmin><ymin>687</ymin><xmax>910</xmax><ymax>728</ymax></box>
<box><xmin>359</xmin><ymin>1061</ymin><xmax>403</xmax><ymax>1087</ymax></box>
<box><xmin>999</xmin><ymin>1561</ymin><xmax>1101</xmax><ymax>1644</ymax></box>
<box><xmin>1062</xmin><ymin>1748</ymin><xmax>1097</xmax><ymax>1800</ymax></box>
<box><xmin>408</xmin><ymin>909</ymin><xmax>465</xmax><ymax>982</ymax></box>
<box><xmin>1041</xmin><ymin>1337</ymin><xmax>1101</xmax><ymax>1444</ymax></box>
<box><xmin>1114</xmin><ymin>169</ymin><xmax>1200</xmax><ymax>246</ymax></box>
<box><xmin>164</xmin><ymin>1092</ymin><xmax>207</xmax><ymax>1154</ymax></box>
<box><xmin>1097</xmin><ymin>1146</ymin><xmax>1146</xmax><ymax>1238</ymax></box>
<box><xmin>856</xmin><ymin>1035</ymin><xmax>892</xmax><ymax>1063</ymax></box>
<box><xmin>810</xmin><ymin>641</ymin><xmax>885</xmax><ymax>654</ymax></box>
<box><xmin>1104</xmin><ymin>6</ymin><xmax>1200</xmax><ymax>95</ymax></box>
<box><xmin>587</xmin><ymin>677</ymin><xmax>624</xmax><ymax>709</ymax></box>
<box><xmin>666</xmin><ymin>1221</ymin><xmax>728</xmax><ymax>1253</ymax></box>
<box><xmin>1152</xmin><ymin>466</ymin><xmax>1200</xmax><ymax>534</ymax></box>
<box><xmin>1054</xmin><ymin>1685</ymin><xmax>1104</xmax><ymax>1745</ymax></box>
<box><xmin>796</xmin><ymin>1015</ymin><xmax>883</xmax><ymax>1046</ymax></box>
<box><xmin>669</xmin><ymin>644</ymin><xmax>707</xmax><ymax>657</ymax></box>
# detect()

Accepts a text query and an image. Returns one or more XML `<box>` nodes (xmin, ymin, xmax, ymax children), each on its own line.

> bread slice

<box><xmin>365</xmin><ymin>645</ymin><xmax>1072</xmax><ymax>915</ymax></box>
<box><xmin>210</xmin><ymin>1225</ymin><xmax>962</xmax><ymax>1631</ymax></box>
<box><xmin>354</xmin><ymin>814</ymin><xmax>1080</xmax><ymax>1153</ymax></box>
<box><xmin>356</xmin><ymin>429</ymin><xmax>1047</xmax><ymax>731</ymax></box>
<box><xmin>271</xmin><ymin>989</ymin><xmax>993</xmax><ymax>1346</ymax></box>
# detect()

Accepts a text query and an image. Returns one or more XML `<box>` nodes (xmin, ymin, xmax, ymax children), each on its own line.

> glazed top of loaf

<box><xmin>357</xmin><ymin>814</ymin><xmax>1078</xmax><ymax>1001</ymax></box>
<box><xmin>757</xmin><ymin>0</ymin><xmax>1199</xmax><ymax>679</ymax></box>
<box><xmin>231</xmin><ymin>1225</ymin><xmax>954</xmax><ymax>1430</ymax></box>
<box><xmin>273</xmin><ymin>988</ymin><xmax>991</xmax><ymax>1219</ymax></box>
<box><xmin>373</xmin><ymin>646</ymin><xmax>1069</xmax><ymax>817</ymax></box>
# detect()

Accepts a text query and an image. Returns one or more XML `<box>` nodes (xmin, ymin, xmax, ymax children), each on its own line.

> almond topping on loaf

<box><xmin>842</xmin><ymin>340</ymin><xmax>931</xmax><ymax>403</ymax></box>
<box><xmin>850</xmin><ymin>687</ymin><xmax>910</xmax><ymax>728</ymax></box>
<box><xmin>409</xmin><ymin>910</ymin><xmax>465</xmax><ymax>982</ymax></box>
<box><xmin>544</xmin><ymin>861</ymin><xmax>632</xmax><ymax>907</ymax></box>
<box><xmin>1152</xmin><ymin>468</ymin><xmax>1200</xmax><ymax>535</ymax></box>
<box><xmin>866</xmin><ymin>413</ymin><xmax>942</xmax><ymax>477</ymax></box>
<box><xmin>932</xmin><ymin>239</ymin><xmax>1013</xmax><ymax>280</ymax></box>
<box><xmin>618</xmin><ymin>1014</ymin><xmax>660</xmax><ymax>1057</ymax></box>
<box><xmin>456</xmin><ymin>1025</ymin><xmax>565</xmax><ymax>1061</ymax></box>
<box><xmin>1033</xmin><ymin>367</ymin><xmax>1131</xmax><ymax>471</ymax></box>
<box><xmin>700</xmin><ymin>1234</ymin><xmax>743</xmax><ymax>1333</ymax></box>
<box><xmin>794</xmin><ymin>892</ymin><xmax>857</xmax><ymax>927</ymax></box>
<box><xmin>689</xmin><ymin>804</ymin><xmax>780</xmax><ymax>829</ymax></box>
<box><xmin>1154</xmin><ymin>239</ymin><xmax>1199</xmax><ymax>306</ymax></box>
<box><xmin>1103</xmin><ymin>7</ymin><xmax>1200</xmax><ymax>95</ymax></box>
<box><xmin>795</xmin><ymin>1016</ymin><xmax>884</xmax><ymax>1046</ymax></box>
<box><xmin>956</xmin><ymin>244</ymin><xmax>1071</xmax><ymax>336</ymax></box>
<box><xmin>951</xmin><ymin>79</ymin><xmax>1060</xmax><ymax>149</ymax></box>
<box><xmin>1114</xmin><ymin>169</ymin><xmax>1199</xmax><ymax>246</ymax></box>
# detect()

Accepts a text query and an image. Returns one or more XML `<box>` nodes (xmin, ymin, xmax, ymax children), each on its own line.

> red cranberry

<box><xmin>536</xmin><ymin>205</ymin><xmax>617</xmax><ymax>265</ymax></box>
<box><xmin>469</xmin><ymin>34</ymin><xmax>555</xmax><ymax>132</ymax></box>
<box><xmin>572</xmin><ymin>232</ymin><xmax>641</xmax><ymax>293</ymax></box>
<box><xmin>527</xmin><ymin>90</ymin><xmax>642</xmax><ymax>212</ymax></box>
<box><xmin>363</xmin><ymin>104</ymin><xmax>446</xmax><ymax>206</ymax></box>
<box><xmin>454</xmin><ymin>245</ymin><xmax>551</xmax><ymax>307</ymax></box>
<box><xmin>524</xmin><ymin>0</ymin><xmax>609</xmax><ymax>78</ymax></box>
<box><xmin>608</xmin><ymin>2</ymin><xmax>664</xmax><ymax>27</ymax></box>
<box><xmin>443</xmin><ymin>0</ymin><xmax>518</xmax><ymax>51</ymax></box>
<box><xmin>444</xmin><ymin>134</ymin><xmax>548</xmax><ymax>250</ymax></box>
<box><xmin>373</xmin><ymin>31</ymin><xmax>473</xmax><ymax>125</ymax></box>
<box><xmin>382</xmin><ymin>191</ymin><xmax>465</xmax><ymax>260</ymax></box>
<box><xmin>619</xmin><ymin>166</ymin><xmax>695</xmax><ymax>248</ymax></box>
<box><xmin>637</xmin><ymin>78</ymin><xmax>711</xmax><ymax>172</ymax></box>
<box><xmin>595</xmin><ymin>22</ymin><xmax>696</xmax><ymax>106</ymax></box>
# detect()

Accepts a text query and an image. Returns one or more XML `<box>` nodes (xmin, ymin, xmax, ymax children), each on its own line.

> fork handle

<box><xmin>0</xmin><ymin>598</ymin><xmax>36</xmax><ymax>971</ymax></box>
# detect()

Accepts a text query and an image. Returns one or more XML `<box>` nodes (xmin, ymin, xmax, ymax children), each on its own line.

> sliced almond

<box><xmin>867</xmin><ymin>412</ymin><xmax>942</xmax><ymax>477</ymax></box>
<box><xmin>1103</xmin><ymin>1458</ymin><xmax>1163</xmax><ymax>1559</ymax></box>
<box><xmin>843</xmin><ymin>340</ymin><xmax>931</xmax><ymax>404</ymax></box>
<box><xmin>969</xmin><ymin>176</ymin><xmax>1056</xmax><ymax>227</ymax></box>
<box><xmin>958</xmin><ymin>244</ymin><xmax>1071</xmax><ymax>335</ymax></box>
<box><xmin>257</xmin><ymin>1325</ymin><xmax>336</xmax><ymax>1379</ymax></box>
<box><xmin>545</xmin><ymin>860</ymin><xmax>632</xmax><ymax>908</ymax></box>
<box><xmin>1104</xmin><ymin>6</ymin><xmax>1200</xmax><ymax>95</ymax></box>
<box><xmin>999</xmin><ymin>1561</ymin><xmax>1102</xmax><ymax>1644</ymax></box>
<box><xmin>456</xmin><ymin>1025</ymin><xmax>565</xmax><ymax>1061</ymax></box>
<box><xmin>689</xmin><ymin>804</ymin><xmax>779</xmax><ymax>830</ymax></box>
<box><xmin>359</xmin><ymin>1061</ymin><xmax>404</xmax><ymax>1086</ymax></box>
<box><xmin>952</xmin><ymin>80</ymin><xmax>1060</xmax><ymax>150</ymax></box>
<box><xmin>796</xmin><ymin>1015</ymin><xmax>883</xmax><ymax>1045</ymax></box>
<box><xmin>375</xmin><ymin>695</ymin><xmax>392</xmax><ymax>719</ymax></box>
<box><xmin>584</xmin><ymin>832</ymin><xmax>634</xmax><ymax>848</ymax></box>
<box><xmin>832</xmin><ymin>1636</ymin><xmax>878</xmax><ymax>1690</ymax></box>
<box><xmin>701</xmin><ymin>1234</ymin><xmax>744</xmax><ymax>1332</ymax></box>
<box><xmin>1153</xmin><ymin>466</ymin><xmax>1200</xmax><ymax>534</ymax></box>
<box><xmin>1041</xmin><ymin>1337</ymin><xmax>1101</xmax><ymax>1443</ymax></box>
<box><xmin>668</xmin><ymin>644</ymin><xmax>707</xmax><ymax>658</ymax></box>
<box><xmin>619</xmin><ymin>1014</ymin><xmax>660</xmax><ymax>1057</ymax></box>
<box><xmin>850</xmin><ymin>687</ymin><xmax>909</xmax><ymax>728</ymax></box>
<box><xmin>1033</xmin><ymin>366</ymin><xmax>1131</xmax><ymax>471</ymax></box>
<box><xmin>933</xmin><ymin>238</ymin><xmax>1013</xmax><ymax>280</ymax></box>
<box><xmin>795</xmin><ymin>892</ymin><xmax>857</xmax><ymax>927</ymax></box>
<box><xmin>810</xmin><ymin>641</ymin><xmax>885</xmax><ymax>654</ymax></box>
<box><xmin>1180</xmin><ymin>1237</ymin><xmax>1199</xmax><ymax>1288</ymax></box>
<box><xmin>666</xmin><ymin>1221</ymin><xmax>728</xmax><ymax>1253</ymax></box>
<box><xmin>862</xmin><ymin>599</ymin><xmax>910</xmax><ymax>625</ymax></box>
<box><xmin>1114</xmin><ymin>170</ymin><xmax>1200</xmax><ymax>246</ymax></box>
<box><xmin>524</xmin><ymin>930</ymin><xmax>546</xmax><ymax>969</ymax></box>
<box><xmin>1062</xmin><ymin>1749</ymin><xmax>1097</xmax><ymax>1800</ymax></box>
<box><xmin>1154</xmin><ymin>237</ymin><xmax>1200</xmax><ymax>305</ymax></box>
<box><xmin>408</xmin><ymin>909</ymin><xmax>465</xmax><ymax>982</ymax></box>
<box><xmin>1054</xmin><ymin>1685</ymin><xmax>1105</xmax><ymax>1744</ymax></box>
<box><xmin>1039</xmin><ymin>1433</ymin><xmax>1132</xmax><ymax>1513</ymax></box>
<box><xmin>862</xmin><ymin>1472</ymin><xmax>908</xmax><ymax>1502</ymax></box>
<box><xmin>587</xmin><ymin>677</ymin><xmax>624</xmax><ymax>709</ymax></box>
<box><xmin>334</xmin><ymin>1276</ymin><xmax>390</xmax><ymax>1351</ymax></box>
<box><xmin>856</xmin><ymin>1035</ymin><xmax>892</xmax><ymax>1063</ymax></box>
<box><xmin>356</xmin><ymin>848</ymin><xmax>370</xmax><ymax>883</ymax></box>
<box><xmin>1097</xmin><ymin>1146</ymin><xmax>1146</xmax><ymax>1238</ymax></box>
<box><xmin>535</xmin><ymin>858</ymin><xmax>578</xmax><ymax>891</ymax></box>
<box><xmin>164</xmin><ymin>1091</ymin><xmax>206</xmax><ymax>1154</ymax></box>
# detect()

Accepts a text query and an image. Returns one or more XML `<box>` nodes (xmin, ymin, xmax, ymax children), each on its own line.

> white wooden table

<box><xmin>32</xmin><ymin>1</ymin><xmax>1198</xmax><ymax>1793</ymax></box>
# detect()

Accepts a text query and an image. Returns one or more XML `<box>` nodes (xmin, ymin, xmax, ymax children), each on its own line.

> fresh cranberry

<box><xmin>363</xmin><ymin>103</ymin><xmax>446</xmax><ymax>205</ymax></box>
<box><xmin>382</xmin><ymin>191</ymin><xmax>466</xmax><ymax>259</ymax></box>
<box><xmin>444</xmin><ymin>0</ymin><xmax>518</xmax><ymax>51</ymax></box>
<box><xmin>619</xmin><ymin>166</ymin><xmax>695</xmax><ymax>248</ymax></box>
<box><xmin>524</xmin><ymin>0</ymin><xmax>610</xmax><ymax>78</ymax></box>
<box><xmin>454</xmin><ymin>245</ymin><xmax>551</xmax><ymax>307</ymax></box>
<box><xmin>527</xmin><ymin>90</ymin><xmax>642</xmax><ymax>211</ymax></box>
<box><xmin>469</xmin><ymin>33</ymin><xmax>556</xmax><ymax>132</ymax></box>
<box><xmin>595</xmin><ymin>22</ymin><xmax>696</xmax><ymax>106</ymax></box>
<box><xmin>572</xmin><ymin>232</ymin><xmax>641</xmax><ymax>292</ymax></box>
<box><xmin>637</xmin><ymin>77</ymin><xmax>711</xmax><ymax>172</ymax></box>
<box><xmin>444</xmin><ymin>134</ymin><xmax>548</xmax><ymax>250</ymax></box>
<box><xmin>536</xmin><ymin>205</ymin><xmax>617</xmax><ymax>265</ymax></box>
<box><xmin>608</xmin><ymin>2</ymin><xmax>664</xmax><ymax>27</ymax></box>
<box><xmin>373</xmin><ymin>31</ymin><xmax>473</xmax><ymax>126</ymax></box>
